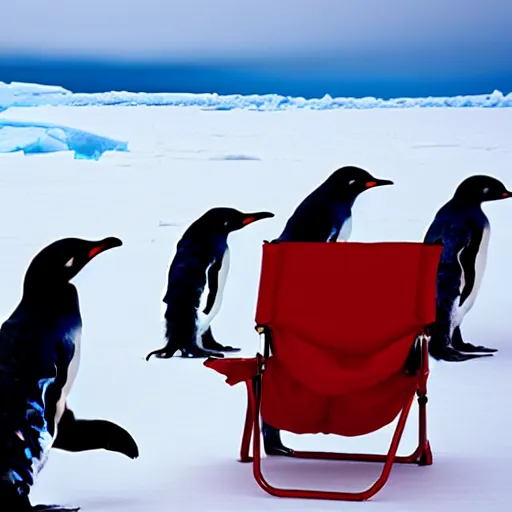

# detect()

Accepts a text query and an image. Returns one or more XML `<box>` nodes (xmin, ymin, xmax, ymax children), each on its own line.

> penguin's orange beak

<box><xmin>502</xmin><ymin>190</ymin><xmax>512</xmax><ymax>198</ymax></box>
<box><xmin>87</xmin><ymin>237</ymin><xmax>123</xmax><ymax>259</ymax></box>
<box><xmin>88</xmin><ymin>246</ymin><xmax>104</xmax><ymax>259</ymax></box>
<box><xmin>366</xmin><ymin>178</ymin><xmax>394</xmax><ymax>188</ymax></box>
<box><xmin>242</xmin><ymin>211</ymin><xmax>275</xmax><ymax>225</ymax></box>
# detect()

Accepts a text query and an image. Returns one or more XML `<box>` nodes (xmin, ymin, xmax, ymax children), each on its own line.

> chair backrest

<box><xmin>256</xmin><ymin>241</ymin><xmax>441</xmax><ymax>354</ymax></box>
<box><xmin>255</xmin><ymin>241</ymin><xmax>441</xmax><ymax>396</ymax></box>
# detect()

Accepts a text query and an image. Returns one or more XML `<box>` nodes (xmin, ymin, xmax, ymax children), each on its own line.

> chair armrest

<box><xmin>204</xmin><ymin>357</ymin><xmax>261</xmax><ymax>386</ymax></box>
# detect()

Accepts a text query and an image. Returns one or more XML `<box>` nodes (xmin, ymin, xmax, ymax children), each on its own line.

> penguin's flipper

<box><xmin>327</xmin><ymin>226</ymin><xmax>341</xmax><ymax>243</ymax></box>
<box><xmin>424</xmin><ymin>226</ymin><xmax>482</xmax><ymax>362</ymax></box>
<box><xmin>457</xmin><ymin>225</ymin><xmax>483</xmax><ymax>307</ymax></box>
<box><xmin>203</xmin><ymin>258</ymin><xmax>221</xmax><ymax>316</ymax></box>
<box><xmin>33</xmin><ymin>505</ymin><xmax>80</xmax><ymax>511</ymax></box>
<box><xmin>201</xmin><ymin>327</ymin><xmax>240</xmax><ymax>352</ymax></box>
<box><xmin>451</xmin><ymin>326</ymin><xmax>497</xmax><ymax>353</ymax></box>
<box><xmin>53</xmin><ymin>408</ymin><xmax>139</xmax><ymax>459</ymax></box>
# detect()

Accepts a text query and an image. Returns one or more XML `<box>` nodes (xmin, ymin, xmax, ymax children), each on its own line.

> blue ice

<box><xmin>0</xmin><ymin>119</ymin><xmax>128</xmax><ymax>160</ymax></box>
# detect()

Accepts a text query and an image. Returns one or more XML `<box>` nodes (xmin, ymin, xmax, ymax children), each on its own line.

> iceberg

<box><xmin>0</xmin><ymin>81</ymin><xmax>69</xmax><ymax>112</ymax></box>
<box><xmin>1</xmin><ymin>81</ymin><xmax>511</xmax><ymax>112</ymax></box>
<box><xmin>0</xmin><ymin>119</ymin><xmax>128</xmax><ymax>160</ymax></box>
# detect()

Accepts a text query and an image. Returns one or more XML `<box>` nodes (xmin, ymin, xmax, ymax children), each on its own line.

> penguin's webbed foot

<box><xmin>451</xmin><ymin>341</ymin><xmax>498</xmax><ymax>353</ymax></box>
<box><xmin>204</xmin><ymin>341</ymin><xmax>241</xmax><ymax>353</ymax></box>
<box><xmin>145</xmin><ymin>347</ymin><xmax>178</xmax><ymax>361</ymax></box>
<box><xmin>264</xmin><ymin>444</ymin><xmax>295</xmax><ymax>457</ymax></box>
<box><xmin>180</xmin><ymin>347</ymin><xmax>225</xmax><ymax>359</ymax></box>
<box><xmin>201</xmin><ymin>328</ymin><xmax>241</xmax><ymax>353</ymax></box>
<box><xmin>220</xmin><ymin>346</ymin><xmax>241</xmax><ymax>352</ymax></box>
<box><xmin>33</xmin><ymin>505</ymin><xmax>80</xmax><ymax>511</ymax></box>
<box><xmin>451</xmin><ymin>326</ymin><xmax>498</xmax><ymax>354</ymax></box>
<box><xmin>429</xmin><ymin>345</ymin><xmax>494</xmax><ymax>362</ymax></box>
<box><xmin>262</xmin><ymin>423</ymin><xmax>294</xmax><ymax>457</ymax></box>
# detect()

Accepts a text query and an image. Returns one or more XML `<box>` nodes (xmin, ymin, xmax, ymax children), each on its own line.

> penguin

<box><xmin>0</xmin><ymin>237</ymin><xmax>139</xmax><ymax>512</ymax></box>
<box><xmin>423</xmin><ymin>175</ymin><xmax>512</xmax><ymax>362</ymax></box>
<box><xmin>145</xmin><ymin>207</ymin><xmax>275</xmax><ymax>360</ymax></box>
<box><xmin>262</xmin><ymin>165</ymin><xmax>394</xmax><ymax>456</ymax></box>
<box><xmin>277</xmin><ymin>165</ymin><xmax>394</xmax><ymax>243</ymax></box>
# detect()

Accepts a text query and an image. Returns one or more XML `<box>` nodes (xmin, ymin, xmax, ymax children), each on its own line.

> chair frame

<box><xmin>237</xmin><ymin>325</ymin><xmax>433</xmax><ymax>502</ymax></box>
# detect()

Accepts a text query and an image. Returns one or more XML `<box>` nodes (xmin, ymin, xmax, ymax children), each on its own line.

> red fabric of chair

<box><xmin>256</xmin><ymin>242</ymin><xmax>440</xmax><ymax>436</ymax></box>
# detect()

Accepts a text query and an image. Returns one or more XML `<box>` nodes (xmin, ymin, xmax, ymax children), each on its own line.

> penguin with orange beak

<box><xmin>146</xmin><ymin>207</ymin><xmax>275</xmax><ymax>360</ymax></box>
<box><xmin>0</xmin><ymin>237</ymin><xmax>138</xmax><ymax>511</ymax></box>
<box><xmin>424</xmin><ymin>175</ymin><xmax>512</xmax><ymax>361</ymax></box>
<box><xmin>278</xmin><ymin>165</ymin><xmax>394</xmax><ymax>243</ymax></box>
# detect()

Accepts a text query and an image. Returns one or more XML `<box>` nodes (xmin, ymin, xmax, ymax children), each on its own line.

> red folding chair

<box><xmin>205</xmin><ymin>240</ymin><xmax>442</xmax><ymax>502</ymax></box>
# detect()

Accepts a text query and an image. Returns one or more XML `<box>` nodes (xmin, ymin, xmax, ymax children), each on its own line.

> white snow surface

<box><xmin>0</xmin><ymin>105</ymin><xmax>511</xmax><ymax>511</ymax></box>
<box><xmin>1</xmin><ymin>81</ymin><xmax>512</xmax><ymax>111</ymax></box>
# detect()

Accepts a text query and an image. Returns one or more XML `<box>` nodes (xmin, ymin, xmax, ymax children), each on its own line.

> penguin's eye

<box><xmin>483</xmin><ymin>187</ymin><xmax>489</xmax><ymax>195</ymax></box>
<box><xmin>64</xmin><ymin>257</ymin><xmax>74</xmax><ymax>268</ymax></box>
<box><xmin>348</xmin><ymin>179</ymin><xmax>356</xmax><ymax>185</ymax></box>
<box><xmin>224</xmin><ymin>221</ymin><xmax>229</xmax><ymax>227</ymax></box>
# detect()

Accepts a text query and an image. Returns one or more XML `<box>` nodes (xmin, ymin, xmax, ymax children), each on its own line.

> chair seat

<box><xmin>261</xmin><ymin>355</ymin><xmax>418</xmax><ymax>436</ymax></box>
<box><xmin>206</xmin><ymin>354</ymin><xmax>418</xmax><ymax>437</ymax></box>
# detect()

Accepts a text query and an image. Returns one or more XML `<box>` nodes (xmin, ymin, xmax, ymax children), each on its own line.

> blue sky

<box><xmin>1</xmin><ymin>0</ymin><xmax>511</xmax><ymax>98</ymax></box>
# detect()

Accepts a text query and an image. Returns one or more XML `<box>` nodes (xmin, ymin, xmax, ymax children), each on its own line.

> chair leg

<box><xmin>417</xmin><ymin>332</ymin><xmax>433</xmax><ymax>466</ymax></box>
<box><xmin>247</xmin><ymin>376</ymin><xmax>416</xmax><ymax>501</ymax></box>
<box><xmin>239</xmin><ymin>381</ymin><xmax>255</xmax><ymax>463</ymax></box>
<box><xmin>416</xmin><ymin>391</ymin><xmax>432</xmax><ymax>466</ymax></box>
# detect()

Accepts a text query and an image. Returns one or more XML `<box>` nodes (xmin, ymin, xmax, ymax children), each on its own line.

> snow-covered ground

<box><xmin>1</xmin><ymin>102</ymin><xmax>512</xmax><ymax>511</ymax></box>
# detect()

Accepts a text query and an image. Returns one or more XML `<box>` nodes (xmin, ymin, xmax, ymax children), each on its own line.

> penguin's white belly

<box><xmin>197</xmin><ymin>248</ymin><xmax>230</xmax><ymax>344</ymax></box>
<box><xmin>450</xmin><ymin>226</ymin><xmax>490</xmax><ymax>333</ymax></box>
<box><xmin>337</xmin><ymin>216</ymin><xmax>352</xmax><ymax>242</ymax></box>
<box><xmin>54</xmin><ymin>327</ymin><xmax>82</xmax><ymax>433</ymax></box>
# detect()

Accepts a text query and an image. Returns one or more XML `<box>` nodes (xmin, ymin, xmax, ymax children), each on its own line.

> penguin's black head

<box><xmin>24</xmin><ymin>237</ymin><xmax>123</xmax><ymax>289</ymax></box>
<box><xmin>326</xmin><ymin>166</ymin><xmax>394</xmax><ymax>198</ymax></box>
<box><xmin>453</xmin><ymin>175</ymin><xmax>512</xmax><ymax>204</ymax></box>
<box><xmin>195</xmin><ymin>207</ymin><xmax>275</xmax><ymax>235</ymax></box>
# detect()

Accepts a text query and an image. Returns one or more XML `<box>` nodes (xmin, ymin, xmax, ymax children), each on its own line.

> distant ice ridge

<box><xmin>1</xmin><ymin>81</ymin><xmax>511</xmax><ymax>111</ymax></box>
<box><xmin>0</xmin><ymin>119</ymin><xmax>128</xmax><ymax>160</ymax></box>
<box><xmin>0</xmin><ymin>82</ymin><xmax>69</xmax><ymax>112</ymax></box>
